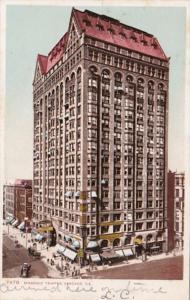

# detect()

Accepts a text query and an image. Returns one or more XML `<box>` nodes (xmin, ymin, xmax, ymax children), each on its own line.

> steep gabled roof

<box><xmin>46</xmin><ymin>32</ymin><xmax>68</xmax><ymax>73</ymax></box>
<box><xmin>73</xmin><ymin>8</ymin><xmax>168</xmax><ymax>60</ymax></box>
<box><xmin>37</xmin><ymin>54</ymin><xmax>48</xmax><ymax>74</ymax></box>
<box><xmin>35</xmin><ymin>8</ymin><xmax>168</xmax><ymax>76</ymax></box>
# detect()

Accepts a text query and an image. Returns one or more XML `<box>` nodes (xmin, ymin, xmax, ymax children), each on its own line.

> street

<box><xmin>84</xmin><ymin>255</ymin><xmax>183</xmax><ymax>280</ymax></box>
<box><xmin>2</xmin><ymin>225</ymin><xmax>183</xmax><ymax>280</ymax></box>
<box><xmin>3</xmin><ymin>233</ymin><xmax>49</xmax><ymax>278</ymax></box>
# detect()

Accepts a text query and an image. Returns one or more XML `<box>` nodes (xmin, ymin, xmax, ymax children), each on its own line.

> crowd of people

<box><xmin>46</xmin><ymin>255</ymin><xmax>81</xmax><ymax>278</ymax></box>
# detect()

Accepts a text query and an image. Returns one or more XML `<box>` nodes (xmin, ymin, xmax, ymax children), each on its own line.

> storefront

<box><xmin>37</xmin><ymin>226</ymin><xmax>56</xmax><ymax>246</ymax></box>
<box><xmin>100</xmin><ymin>249</ymin><xmax>120</xmax><ymax>264</ymax></box>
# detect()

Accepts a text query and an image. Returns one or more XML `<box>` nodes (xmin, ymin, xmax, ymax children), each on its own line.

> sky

<box><xmin>4</xmin><ymin>4</ymin><xmax>186</xmax><ymax>182</ymax></box>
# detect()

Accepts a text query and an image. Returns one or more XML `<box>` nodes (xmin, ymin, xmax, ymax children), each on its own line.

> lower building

<box><xmin>4</xmin><ymin>179</ymin><xmax>33</xmax><ymax>225</ymax></box>
<box><xmin>174</xmin><ymin>173</ymin><xmax>185</xmax><ymax>250</ymax></box>
<box><xmin>167</xmin><ymin>171</ymin><xmax>185</xmax><ymax>251</ymax></box>
<box><xmin>167</xmin><ymin>171</ymin><xmax>175</xmax><ymax>251</ymax></box>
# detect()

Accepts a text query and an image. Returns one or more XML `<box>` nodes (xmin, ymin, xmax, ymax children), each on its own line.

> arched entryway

<box><xmin>113</xmin><ymin>238</ymin><xmax>120</xmax><ymax>247</ymax></box>
<box><xmin>100</xmin><ymin>239</ymin><xmax>109</xmax><ymax>248</ymax></box>
<box><xmin>124</xmin><ymin>236</ymin><xmax>132</xmax><ymax>246</ymax></box>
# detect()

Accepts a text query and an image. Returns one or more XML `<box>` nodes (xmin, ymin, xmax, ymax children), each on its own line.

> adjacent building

<box><xmin>167</xmin><ymin>171</ymin><xmax>175</xmax><ymax>251</ymax></box>
<box><xmin>167</xmin><ymin>171</ymin><xmax>185</xmax><ymax>251</ymax></box>
<box><xmin>4</xmin><ymin>179</ymin><xmax>33</xmax><ymax>223</ymax></box>
<box><xmin>33</xmin><ymin>8</ymin><xmax>169</xmax><ymax>257</ymax></box>
<box><xmin>4</xmin><ymin>183</ymin><xmax>15</xmax><ymax>220</ymax></box>
<box><xmin>174</xmin><ymin>173</ymin><xmax>185</xmax><ymax>249</ymax></box>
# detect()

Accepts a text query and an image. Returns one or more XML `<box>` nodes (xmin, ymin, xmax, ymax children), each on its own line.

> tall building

<box><xmin>4</xmin><ymin>179</ymin><xmax>33</xmax><ymax>223</ymax></box>
<box><xmin>33</xmin><ymin>8</ymin><xmax>169</xmax><ymax>257</ymax></box>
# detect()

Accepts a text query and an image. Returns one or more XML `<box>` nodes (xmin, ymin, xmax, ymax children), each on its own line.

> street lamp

<box><xmin>80</xmin><ymin>226</ymin><xmax>87</xmax><ymax>267</ymax></box>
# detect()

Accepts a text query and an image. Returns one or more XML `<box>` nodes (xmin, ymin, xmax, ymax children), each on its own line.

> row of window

<box><xmin>88</xmin><ymin>49</ymin><xmax>167</xmax><ymax>80</ymax></box>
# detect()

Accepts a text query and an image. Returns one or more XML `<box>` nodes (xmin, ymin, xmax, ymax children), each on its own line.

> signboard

<box><xmin>37</xmin><ymin>226</ymin><xmax>54</xmax><ymax>233</ymax></box>
<box><xmin>115</xmin><ymin>250</ymin><xmax>124</xmax><ymax>257</ymax></box>
<box><xmin>123</xmin><ymin>248</ymin><xmax>134</xmax><ymax>256</ymax></box>
<box><xmin>90</xmin><ymin>254</ymin><xmax>101</xmax><ymax>262</ymax></box>
<box><xmin>100</xmin><ymin>232</ymin><xmax>123</xmax><ymax>241</ymax></box>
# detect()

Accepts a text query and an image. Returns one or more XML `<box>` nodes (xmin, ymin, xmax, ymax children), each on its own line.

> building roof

<box><xmin>36</xmin><ymin>8</ymin><xmax>168</xmax><ymax>75</ymax></box>
<box><xmin>46</xmin><ymin>32</ymin><xmax>68</xmax><ymax>73</ymax></box>
<box><xmin>74</xmin><ymin>9</ymin><xmax>167</xmax><ymax>60</ymax></box>
<box><xmin>15</xmin><ymin>179</ymin><xmax>32</xmax><ymax>187</ymax></box>
<box><xmin>37</xmin><ymin>54</ymin><xmax>48</xmax><ymax>74</ymax></box>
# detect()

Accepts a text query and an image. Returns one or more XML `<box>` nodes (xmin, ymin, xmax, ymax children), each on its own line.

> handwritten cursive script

<box><xmin>66</xmin><ymin>284</ymin><xmax>97</xmax><ymax>293</ymax></box>
<box><xmin>0</xmin><ymin>282</ymin><xmax>61</xmax><ymax>293</ymax></box>
<box><xmin>100</xmin><ymin>281</ymin><xmax>167</xmax><ymax>300</ymax></box>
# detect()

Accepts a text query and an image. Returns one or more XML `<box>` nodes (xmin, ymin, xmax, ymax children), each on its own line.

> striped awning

<box><xmin>12</xmin><ymin>220</ymin><xmax>19</xmax><ymax>226</ymax></box>
<box><xmin>18</xmin><ymin>222</ymin><xmax>25</xmax><ymax>230</ymax></box>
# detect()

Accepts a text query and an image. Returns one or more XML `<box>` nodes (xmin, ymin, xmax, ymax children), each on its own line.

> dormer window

<box><xmin>83</xmin><ymin>18</ymin><xmax>91</xmax><ymax>26</ymax></box>
<box><xmin>96</xmin><ymin>23</ymin><xmax>104</xmax><ymax>31</ymax></box>
<box><xmin>119</xmin><ymin>31</ymin><xmax>126</xmax><ymax>39</ymax></box>
<box><xmin>107</xmin><ymin>27</ymin><xmax>115</xmax><ymax>35</ymax></box>
<box><xmin>130</xmin><ymin>31</ymin><xmax>137</xmax><ymax>41</ymax></box>
<box><xmin>151</xmin><ymin>37</ymin><xmax>158</xmax><ymax>48</ymax></box>
<box><xmin>140</xmin><ymin>33</ymin><xmax>147</xmax><ymax>45</ymax></box>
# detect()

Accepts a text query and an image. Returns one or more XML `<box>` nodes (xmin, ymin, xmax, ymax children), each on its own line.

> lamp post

<box><xmin>7</xmin><ymin>221</ymin><xmax>10</xmax><ymax>236</ymax></box>
<box><xmin>80</xmin><ymin>226</ymin><xmax>87</xmax><ymax>267</ymax></box>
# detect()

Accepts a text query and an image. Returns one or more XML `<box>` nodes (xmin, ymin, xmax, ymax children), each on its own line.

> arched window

<box><xmin>114</xmin><ymin>72</ymin><xmax>122</xmax><ymax>83</ymax></box>
<box><xmin>71</xmin><ymin>72</ymin><xmax>75</xmax><ymax>81</ymax></box>
<box><xmin>146</xmin><ymin>234</ymin><xmax>153</xmax><ymax>242</ymax></box>
<box><xmin>148</xmin><ymin>80</ymin><xmax>155</xmax><ymax>90</ymax></box>
<box><xmin>126</xmin><ymin>75</ymin><xmax>134</xmax><ymax>83</ymax></box>
<box><xmin>102</xmin><ymin>69</ymin><xmax>110</xmax><ymax>79</ymax></box>
<box><xmin>124</xmin><ymin>236</ymin><xmax>132</xmax><ymax>245</ymax></box>
<box><xmin>158</xmin><ymin>83</ymin><xmax>164</xmax><ymax>91</ymax></box>
<box><xmin>77</xmin><ymin>67</ymin><xmax>82</xmax><ymax>76</ymax></box>
<box><xmin>101</xmin><ymin>240</ymin><xmax>108</xmax><ymax>248</ymax></box>
<box><xmin>89</xmin><ymin>65</ymin><xmax>98</xmax><ymax>75</ymax></box>
<box><xmin>113</xmin><ymin>238</ymin><xmax>120</xmax><ymax>247</ymax></box>
<box><xmin>137</xmin><ymin>78</ymin><xmax>144</xmax><ymax>86</ymax></box>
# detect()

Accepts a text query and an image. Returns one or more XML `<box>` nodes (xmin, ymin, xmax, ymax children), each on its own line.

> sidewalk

<box><xmin>3</xmin><ymin>224</ymin><xmax>80</xmax><ymax>278</ymax></box>
<box><xmin>3</xmin><ymin>224</ymin><xmax>183</xmax><ymax>278</ymax></box>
